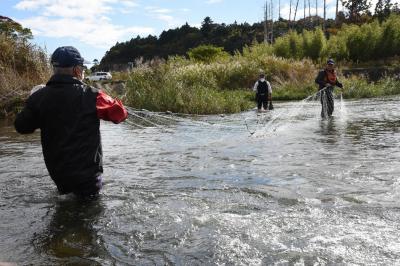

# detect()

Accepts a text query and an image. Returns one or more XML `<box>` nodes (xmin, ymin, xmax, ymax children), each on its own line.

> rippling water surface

<box><xmin>1</xmin><ymin>97</ymin><xmax>400</xmax><ymax>265</ymax></box>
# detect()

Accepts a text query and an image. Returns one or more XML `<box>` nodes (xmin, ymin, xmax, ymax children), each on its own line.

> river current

<box><xmin>1</xmin><ymin>97</ymin><xmax>400</xmax><ymax>265</ymax></box>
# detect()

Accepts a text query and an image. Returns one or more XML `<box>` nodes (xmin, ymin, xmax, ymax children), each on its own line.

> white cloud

<box><xmin>14</xmin><ymin>0</ymin><xmax>51</xmax><ymax>10</ymax></box>
<box><xmin>19</xmin><ymin>16</ymin><xmax>154</xmax><ymax>48</ymax></box>
<box><xmin>153</xmin><ymin>8</ymin><xmax>173</xmax><ymax>14</ymax></box>
<box><xmin>145</xmin><ymin>6</ymin><xmax>172</xmax><ymax>14</ymax></box>
<box><xmin>14</xmin><ymin>0</ymin><xmax>152</xmax><ymax>48</ymax></box>
<box><xmin>15</xmin><ymin>0</ymin><xmax>119</xmax><ymax>17</ymax></box>
<box><xmin>206</xmin><ymin>0</ymin><xmax>223</xmax><ymax>4</ymax></box>
<box><xmin>145</xmin><ymin>6</ymin><xmax>182</xmax><ymax>27</ymax></box>
<box><xmin>120</xmin><ymin>0</ymin><xmax>138</xmax><ymax>8</ymax></box>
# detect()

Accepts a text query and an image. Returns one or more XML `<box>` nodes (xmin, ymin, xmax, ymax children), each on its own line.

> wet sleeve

<box><xmin>96</xmin><ymin>90</ymin><xmax>128</xmax><ymax>124</ymax></box>
<box><xmin>14</xmin><ymin>96</ymin><xmax>40</xmax><ymax>134</ymax></box>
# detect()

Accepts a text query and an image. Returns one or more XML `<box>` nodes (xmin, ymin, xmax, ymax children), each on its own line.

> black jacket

<box><xmin>14</xmin><ymin>75</ymin><xmax>103</xmax><ymax>194</ymax></box>
<box><xmin>315</xmin><ymin>69</ymin><xmax>343</xmax><ymax>90</ymax></box>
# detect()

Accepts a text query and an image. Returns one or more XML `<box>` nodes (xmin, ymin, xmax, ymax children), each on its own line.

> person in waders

<box><xmin>253</xmin><ymin>73</ymin><xmax>272</xmax><ymax>112</ymax></box>
<box><xmin>14</xmin><ymin>46</ymin><xmax>128</xmax><ymax>199</ymax></box>
<box><xmin>315</xmin><ymin>59</ymin><xmax>343</xmax><ymax>118</ymax></box>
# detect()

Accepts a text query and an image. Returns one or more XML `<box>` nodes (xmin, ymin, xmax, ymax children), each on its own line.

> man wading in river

<box><xmin>315</xmin><ymin>59</ymin><xmax>343</xmax><ymax>118</ymax></box>
<box><xmin>253</xmin><ymin>73</ymin><xmax>272</xmax><ymax>112</ymax></box>
<box><xmin>14</xmin><ymin>46</ymin><xmax>128</xmax><ymax>198</ymax></box>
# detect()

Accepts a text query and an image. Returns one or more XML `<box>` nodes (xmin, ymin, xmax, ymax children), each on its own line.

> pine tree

<box><xmin>342</xmin><ymin>0</ymin><xmax>372</xmax><ymax>23</ymax></box>
<box><xmin>375</xmin><ymin>0</ymin><xmax>393</xmax><ymax>21</ymax></box>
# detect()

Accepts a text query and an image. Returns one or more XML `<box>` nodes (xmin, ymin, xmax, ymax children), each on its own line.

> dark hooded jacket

<box><xmin>15</xmin><ymin>75</ymin><xmax>104</xmax><ymax>194</ymax></box>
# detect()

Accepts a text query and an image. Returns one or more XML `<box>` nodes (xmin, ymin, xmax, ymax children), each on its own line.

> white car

<box><xmin>87</xmin><ymin>72</ymin><xmax>112</xmax><ymax>81</ymax></box>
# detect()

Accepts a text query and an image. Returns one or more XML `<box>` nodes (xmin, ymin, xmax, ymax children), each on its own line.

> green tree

<box><xmin>346</xmin><ymin>21</ymin><xmax>381</xmax><ymax>61</ymax></box>
<box><xmin>201</xmin><ymin>17</ymin><xmax>216</xmax><ymax>37</ymax></box>
<box><xmin>0</xmin><ymin>15</ymin><xmax>32</xmax><ymax>41</ymax></box>
<box><xmin>187</xmin><ymin>45</ymin><xmax>229</xmax><ymax>63</ymax></box>
<box><xmin>303</xmin><ymin>28</ymin><xmax>327</xmax><ymax>60</ymax></box>
<box><xmin>375</xmin><ymin>0</ymin><xmax>393</xmax><ymax>21</ymax></box>
<box><xmin>379</xmin><ymin>14</ymin><xmax>400</xmax><ymax>58</ymax></box>
<box><xmin>342</xmin><ymin>0</ymin><xmax>372</xmax><ymax>23</ymax></box>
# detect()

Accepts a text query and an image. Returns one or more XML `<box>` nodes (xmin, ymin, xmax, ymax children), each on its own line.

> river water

<box><xmin>1</xmin><ymin>96</ymin><xmax>400</xmax><ymax>265</ymax></box>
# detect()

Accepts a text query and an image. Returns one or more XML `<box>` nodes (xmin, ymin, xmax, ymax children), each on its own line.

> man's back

<box><xmin>257</xmin><ymin>80</ymin><xmax>268</xmax><ymax>95</ymax></box>
<box><xmin>15</xmin><ymin>74</ymin><xmax>102</xmax><ymax>194</ymax></box>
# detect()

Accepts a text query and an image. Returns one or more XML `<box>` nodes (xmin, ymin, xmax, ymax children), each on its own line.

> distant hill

<box><xmin>99</xmin><ymin>4</ymin><xmax>400</xmax><ymax>72</ymax></box>
<box><xmin>98</xmin><ymin>16</ymin><xmax>333</xmax><ymax>71</ymax></box>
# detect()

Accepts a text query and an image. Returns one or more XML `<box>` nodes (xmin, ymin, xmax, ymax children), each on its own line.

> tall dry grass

<box><xmin>0</xmin><ymin>34</ymin><xmax>51</xmax><ymax>116</ymax></box>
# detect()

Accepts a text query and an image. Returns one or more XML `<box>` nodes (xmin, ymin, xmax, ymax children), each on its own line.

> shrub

<box><xmin>0</xmin><ymin>33</ymin><xmax>51</xmax><ymax>116</ymax></box>
<box><xmin>187</xmin><ymin>45</ymin><xmax>229</xmax><ymax>63</ymax></box>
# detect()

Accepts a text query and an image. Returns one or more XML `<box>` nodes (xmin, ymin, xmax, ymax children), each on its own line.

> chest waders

<box><xmin>257</xmin><ymin>81</ymin><xmax>268</xmax><ymax>110</ymax></box>
<box><xmin>320</xmin><ymin>87</ymin><xmax>334</xmax><ymax>118</ymax></box>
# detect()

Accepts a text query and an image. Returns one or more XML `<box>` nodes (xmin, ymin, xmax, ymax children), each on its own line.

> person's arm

<box><xmin>14</xmin><ymin>96</ymin><xmax>40</xmax><ymax>134</ymax></box>
<box><xmin>315</xmin><ymin>71</ymin><xmax>327</xmax><ymax>88</ymax></box>
<box><xmin>336</xmin><ymin>79</ymin><xmax>343</xmax><ymax>89</ymax></box>
<box><xmin>267</xmin><ymin>81</ymin><xmax>272</xmax><ymax>100</ymax></box>
<box><xmin>96</xmin><ymin>90</ymin><xmax>128</xmax><ymax>124</ymax></box>
<box><xmin>253</xmin><ymin>81</ymin><xmax>259</xmax><ymax>92</ymax></box>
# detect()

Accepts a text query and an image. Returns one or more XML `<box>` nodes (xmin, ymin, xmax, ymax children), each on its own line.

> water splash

<box><xmin>247</xmin><ymin>87</ymin><xmax>347</xmax><ymax>137</ymax></box>
<box><xmin>338</xmin><ymin>93</ymin><xmax>348</xmax><ymax>121</ymax></box>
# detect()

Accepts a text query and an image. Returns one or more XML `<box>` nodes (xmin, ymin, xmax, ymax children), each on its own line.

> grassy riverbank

<box><xmin>3</xmin><ymin>16</ymin><xmax>400</xmax><ymax>116</ymax></box>
<box><xmin>122</xmin><ymin>49</ymin><xmax>317</xmax><ymax>114</ymax></box>
<box><xmin>3</xmin><ymin>47</ymin><xmax>400</xmax><ymax>116</ymax></box>
<box><xmin>119</xmin><ymin>44</ymin><xmax>400</xmax><ymax>114</ymax></box>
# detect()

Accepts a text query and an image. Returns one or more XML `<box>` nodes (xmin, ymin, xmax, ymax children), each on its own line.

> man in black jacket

<box><xmin>315</xmin><ymin>59</ymin><xmax>343</xmax><ymax>118</ymax></box>
<box><xmin>14</xmin><ymin>46</ymin><xmax>128</xmax><ymax>198</ymax></box>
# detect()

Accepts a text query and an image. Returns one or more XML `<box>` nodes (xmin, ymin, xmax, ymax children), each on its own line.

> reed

<box><xmin>0</xmin><ymin>34</ymin><xmax>51</xmax><ymax>116</ymax></box>
<box><xmin>122</xmin><ymin>41</ymin><xmax>400</xmax><ymax>114</ymax></box>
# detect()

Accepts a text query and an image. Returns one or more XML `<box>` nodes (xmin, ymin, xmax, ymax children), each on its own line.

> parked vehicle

<box><xmin>86</xmin><ymin>72</ymin><xmax>112</xmax><ymax>81</ymax></box>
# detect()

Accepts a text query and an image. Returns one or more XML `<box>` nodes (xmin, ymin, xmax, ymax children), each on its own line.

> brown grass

<box><xmin>0</xmin><ymin>34</ymin><xmax>51</xmax><ymax>116</ymax></box>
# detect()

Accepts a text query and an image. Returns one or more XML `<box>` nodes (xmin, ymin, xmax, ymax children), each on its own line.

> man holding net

<box><xmin>315</xmin><ymin>59</ymin><xmax>343</xmax><ymax>118</ymax></box>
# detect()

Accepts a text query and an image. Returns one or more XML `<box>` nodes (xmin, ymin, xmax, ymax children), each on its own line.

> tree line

<box><xmin>95</xmin><ymin>0</ymin><xmax>399</xmax><ymax>70</ymax></box>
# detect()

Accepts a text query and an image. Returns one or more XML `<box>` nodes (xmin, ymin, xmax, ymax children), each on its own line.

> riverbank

<box><xmin>4</xmin><ymin>68</ymin><xmax>400</xmax><ymax>118</ymax></box>
<box><xmin>118</xmin><ymin>51</ymin><xmax>400</xmax><ymax>114</ymax></box>
<box><xmin>3</xmin><ymin>50</ymin><xmax>400</xmax><ymax>117</ymax></box>
<box><xmin>121</xmin><ymin>53</ymin><xmax>315</xmax><ymax>114</ymax></box>
<box><xmin>0</xmin><ymin>31</ymin><xmax>51</xmax><ymax>118</ymax></box>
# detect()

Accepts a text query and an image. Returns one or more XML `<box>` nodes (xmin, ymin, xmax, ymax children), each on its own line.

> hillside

<box><xmin>99</xmin><ymin>16</ymin><xmax>333</xmax><ymax>71</ymax></box>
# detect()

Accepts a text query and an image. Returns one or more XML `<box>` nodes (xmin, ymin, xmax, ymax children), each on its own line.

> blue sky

<box><xmin>0</xmin><ymin>0</ymin><xmax>387</xmax><ymax>63</ymax></box>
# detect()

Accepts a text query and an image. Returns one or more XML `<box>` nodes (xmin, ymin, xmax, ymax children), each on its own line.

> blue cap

<box><xmin>51</xmin><ymin>46</ymin><xmax>89</xmax><ymax>67</ymax></box>
<box><xmin>327</xmin><ymin>59</ymin><xmax>335</xmax><ymax>65</ymax></box>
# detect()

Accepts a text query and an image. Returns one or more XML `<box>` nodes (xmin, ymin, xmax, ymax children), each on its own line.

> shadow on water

<box><xmin>32</xmin><ymin>197</ymin><xmax>108</xmax><ymax>265</ymax></box>
<box><xmin>318</xmin><ymin>117</ymin><xmax>337</xmax><ymax>135</ymax></box>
